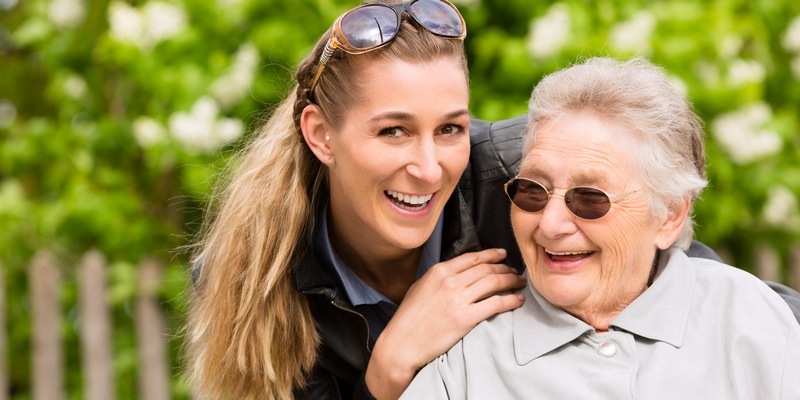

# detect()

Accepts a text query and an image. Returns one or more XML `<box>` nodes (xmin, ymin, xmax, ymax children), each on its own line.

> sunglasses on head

<box><xmin>504</xmin><ymin>177</ymin><xmax>641</xmax><ymax>220</ymax></box>
<box><xmin>309</xmin><ymin>0</ymin><xmax>467</xmax><ymax>94</ymax></box>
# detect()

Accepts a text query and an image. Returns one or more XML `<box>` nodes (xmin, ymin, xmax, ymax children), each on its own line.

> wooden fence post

<box><xmin>754</xmin><ymin>243</ymin><xmax>780</xmax><ymax>283</ymax></box>
<box><xmin>0</xmin><ymin>263</ymin><xmax>7</xmax><ymax>400</ymax></box>
<box><xmin>29</xmin><ymin>251</ymin><xmax>63</xmax><ymax>400</ymax></box>
<box><xmin>137</xmin><ymin>256</ymin><xmax>170</xmax><ymax>400</ymax></box>
<box><xmin>79</xmin><ymin>250</ymin><xmax>115</xmax><ymax>400</ymax></box>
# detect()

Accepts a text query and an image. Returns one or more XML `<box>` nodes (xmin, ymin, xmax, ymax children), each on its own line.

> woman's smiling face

<box><xmin>512</xmin><ymin>112</ymin><xmax>678</xmax><ymax>326</ymax></box>
<box><xmin>325</xmin><ymin>56</ymin><xmax>470</xmax><ymax>254</ymax></box>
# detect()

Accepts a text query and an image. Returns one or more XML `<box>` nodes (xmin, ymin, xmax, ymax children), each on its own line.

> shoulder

<box><xmin>682</xmin><ymin>255</ymin><xmax>798</xmax><ymax>326</ymax></box>
<box><xmin>468</xmin><ymin>116</ymin><xmax>527</xmax><ymax>179</ymax></box>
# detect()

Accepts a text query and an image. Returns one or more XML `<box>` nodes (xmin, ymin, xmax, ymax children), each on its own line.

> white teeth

<box><xmin>386</xmin><ymin>190</ymin><xmax>433</xmax><ymax>205</ymax></box>
<box><xmin>545</xmin><ymin>249</ymin><xmax>592</xmax><ymax>256</ymax></box>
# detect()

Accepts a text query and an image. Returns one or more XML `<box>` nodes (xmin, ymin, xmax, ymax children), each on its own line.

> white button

<box><xmin>598</xmin><ymin>340</ymin><xmax>617</xmax><ymax>357</ymax></box>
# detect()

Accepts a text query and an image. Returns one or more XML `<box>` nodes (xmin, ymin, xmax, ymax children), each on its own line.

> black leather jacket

<box><xmin>282</xmin><ymin>116</ymin><xmax>800</xmax><ymax>399</ymax></box>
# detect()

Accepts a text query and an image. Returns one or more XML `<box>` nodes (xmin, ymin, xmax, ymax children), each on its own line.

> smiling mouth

<box><xmin>545</xmin><ymin>249</ymin><xmax>593</xmax><ymax>262</ymax></box>
<box><xmin>386</xmin><ymin>190</ymin><xmax>433</xmax><ymax>211</ymax></box>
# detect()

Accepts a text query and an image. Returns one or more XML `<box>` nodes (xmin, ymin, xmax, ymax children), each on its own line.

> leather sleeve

<box><xmin>765</xmin><ymin>281</ymin><xmax>800</xmax><ymax>324</ymax></box>
<box><xmin>293</xmin><ymin>365</ymin><xmax>344</xmax><ymax>400</ymax></box>
<box><xmin>293</xmin><ymin>369</ymin><xmax>377</xmax><ymax>400</ymax></box>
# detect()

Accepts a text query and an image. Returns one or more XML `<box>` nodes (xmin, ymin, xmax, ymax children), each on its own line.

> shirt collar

<box><xmin>313</xmin><ymin>201</ymin><xmax>444</xmax><ymax>307</ymax></box>
<box><xmin>513</xmin><ymin>247</ymin><xmax>694</xmax><ymax>364</ymax></box>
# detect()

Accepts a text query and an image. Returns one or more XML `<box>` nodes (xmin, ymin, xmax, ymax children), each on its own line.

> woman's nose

<box><xmin>405</xmin><ymin>138</ymin><xmax>442</xmax><ymax>184</ymax></box>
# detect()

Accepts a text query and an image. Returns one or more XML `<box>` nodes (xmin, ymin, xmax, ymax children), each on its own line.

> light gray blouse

<box><xmin>401</xmin><ymin>247</ymin><xmax>800</xmax><ymax>399</ymax></box>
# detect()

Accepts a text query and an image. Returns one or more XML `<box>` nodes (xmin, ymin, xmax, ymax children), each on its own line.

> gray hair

<box><xmin>524</xmin><ymin>57</ymin><xmax>708</xmax><ymax>249</ymax></box>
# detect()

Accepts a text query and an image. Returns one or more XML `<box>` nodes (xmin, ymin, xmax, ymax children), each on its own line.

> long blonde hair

<box><xmin>185</xmin><ymin>4</ymin><xmax>468</xmax><ymax>398</ymax></box>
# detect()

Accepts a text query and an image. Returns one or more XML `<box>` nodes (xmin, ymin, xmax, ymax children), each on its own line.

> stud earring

<box><xmin>325</xmin><ymin>134</ymin><xmax>330</xmax><ymax>141</ymax></box>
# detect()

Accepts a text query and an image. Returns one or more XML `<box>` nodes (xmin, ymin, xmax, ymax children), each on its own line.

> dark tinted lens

<box><xmin>565</xmin><ymin>187</ymin><xmax>611</xmax><ymax>219</ymax></box>
<box><xmin>409</xmin><ymin>0</ymin><xmax>465</xmax><ymax>37</ymax></box>
<box><xmin>508</xmin><ymin>179</ymin><xmax>549</xmax><ymax>212</ymax></box>
<box><xmin>340</xmin><ymin>6</ymin><xmax>399</xmax><ymax>48</ymax></box>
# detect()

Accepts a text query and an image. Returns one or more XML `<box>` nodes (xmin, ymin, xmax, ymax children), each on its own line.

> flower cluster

<box><xmin>210</xmin><ymin>44</ymin><xmax>261</xmax><ymax>111</ymax></box>
<box><xmin>526</xmin><ymin>3</ymin><xmax>571</xmax><ymax>59</ymax></box>
<box><xmin>108</xmin><ymin>0</ymin><xmax>187</xmax><ymax>51</ymax></box>
<box><xmin>167</xmin><ymin>97</ymin><xmax>244</xmax><ymax>154</ymax></box>
<box><xmin>784</xmin><ymin>16</ymin><xmax>800</xmax><ymax>79</ymax></box>
<box><xmin>609</xmin><ymin>11</ymin><xmax>655</xmax><ymax>55</ymax></box>
<box><xmin>710</xmin><ymin>103</ymin><xmax>782</xmax><ymax>165</ymax></box>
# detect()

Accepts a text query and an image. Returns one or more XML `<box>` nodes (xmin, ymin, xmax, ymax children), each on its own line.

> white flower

<box><xmin>49</xmin><ymin>0</ymin><xmax>86</xmax><ymax>28</ymax></box>
<box><xmin>211</xmin><ymin>43</ymin><xmax>260</xmax><ymax>110</ymax></box>
<box><xmin>609</xmin><ymin>11</ymin><xmax>655</xmax><ymax>55</ymax></box>
<box><xmin>108</xmin><ymin>1</ymin><xmax>145</xmax><ymax>45</ymax></box>
<box><xmin>63</xmin><ymin>74</ymin><xmax>88</xmax><ymax>99</ymax></box>
<box><xmin>169</xmin><ymin>97</ymin><xmax>243</xmax><ymax>154</ymax></box>
<box><xmin>711</xmin><ymin>103</ymin><xmax>783</xmax><ymax>164</ymax></box>
<box><xmin>726</xmin><ymin>58</ymin><xmax>766</xmax><ymax>87</ymax></box>
<box><xmin>719</xmin><ymin>36</ymin><xmax>742</xmax><ymax>59</ymax></box>
<box><xmin>133</xmin><ymin>116</ymin><xmax>166</xmax><ymax>148</ymax></box>
<box><xmin>783</xmin><ymin>16</ymin><xmax>800</xmax><ymax>53</ymax></box>
<box><xmin>762</xmin><ymin>185</ymin><xmax>800</xmax><ymax>230</ymax></box>
<box><xmin>108</xmin><ymin>0</ymin><xmax>187</xmax><ymax>50</ymax></box>
<box><xmin>216</xmin><ymin>118</ymin><xmax>244</xmax><ymax>143</ymax></box>
<box><xmin>142</xmin><ymin>1</ymin><xmax>187</xmax><ymax>46</ymax></box>
<box><xmin>0</xmin><ymin>99</ymin><xmax>17</xmax><ymax>129</ymax></box>
<box><xmin>526</xmin><ymin>3</ymin><xmax>571</xmax><ymax>59</ymax></box>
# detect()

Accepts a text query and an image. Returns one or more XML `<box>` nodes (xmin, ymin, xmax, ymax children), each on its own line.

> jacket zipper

<box><xmin>329</xmin><ymin>299</ymin><xmax>372</xmax><ymax>354</ymax></box>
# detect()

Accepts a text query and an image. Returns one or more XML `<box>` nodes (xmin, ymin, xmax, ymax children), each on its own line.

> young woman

<box><xmin>186</xmin><ymin>2</ymin><xmax>526</xmax><ymax>399</ymax></box>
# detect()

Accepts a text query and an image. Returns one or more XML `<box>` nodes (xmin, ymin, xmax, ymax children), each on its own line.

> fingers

<box><xmin>422</xmin><ymin>248</ymin><xmax>525</xmax><ymax>303</ymax></box>
<box><xmin>469</xmin><ymin>291</ymin><xmax>526</xmax><ymax>322</ymax></box>
<box><xmin>432</xmin><ymin>248</ymin><xmax>509</xmax><ymax>275</ymax></box>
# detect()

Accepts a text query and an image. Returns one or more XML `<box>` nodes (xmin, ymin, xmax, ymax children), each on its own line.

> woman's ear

<box><xmin>300</xmin><ymin>104</ymin><xmax>334</xmax><ymax>165</ymax></box>
<box><xmin>655</xmin><ymin>196</ymin><xmax>691</xmax><ymax>250</ymax></box>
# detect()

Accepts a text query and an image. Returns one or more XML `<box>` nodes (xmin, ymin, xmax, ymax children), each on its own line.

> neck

<box><xmin>328</xmin><ymin>226</ymin><xmax>422</xmax><ymax>304</ymax></box>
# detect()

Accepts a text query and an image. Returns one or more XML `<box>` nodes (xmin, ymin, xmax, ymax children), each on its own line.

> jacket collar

<box><xmin>513</xmin><ymin>247</ymin><xmax>694</xmax><ymax>364</ymax></box>
<box><xmin>292</xmin><ymin>186</ymin><xmax>481</xmax><ymax>295</ymax></box>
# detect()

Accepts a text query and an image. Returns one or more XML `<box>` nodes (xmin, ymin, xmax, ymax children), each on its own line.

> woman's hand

<box><xmin>364</xmin><ymin>248</ymin><xmax>526</xmax><ymax>399</ymax></box>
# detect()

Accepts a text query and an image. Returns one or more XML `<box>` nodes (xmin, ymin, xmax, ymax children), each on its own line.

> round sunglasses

<box><xmin>310</xmin><ymin>0</ymin><xmax>466</xmax><ymax>93</ymax></box>
<box><xmin>504</xmin><ymin>177</ymin><xmax>641</xmax><ymax>220</ymax></box>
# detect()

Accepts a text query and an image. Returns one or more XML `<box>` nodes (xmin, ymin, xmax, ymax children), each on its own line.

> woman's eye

<box><xmin>440</xmin><ymin>124</ymin><xmax>465</xmax><ymax>136</ymax></box>
<box><xmin>378</xmin><ymin>127</ymin><xmax>404</xmax><ymax>138</ymax></box>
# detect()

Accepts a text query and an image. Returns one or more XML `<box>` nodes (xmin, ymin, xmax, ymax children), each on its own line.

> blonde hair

<box><xmin>525</xmin><ymin>57</ymin><xmax>708</xmax><ymax>249</ymax></box>
<box><xmin>185</xmin><ymin>4</ymin><xmax>467</xmax><ymax>398</ymax></box>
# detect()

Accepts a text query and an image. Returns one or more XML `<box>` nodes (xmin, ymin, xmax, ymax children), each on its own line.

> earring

<box><xmin>325</xmin><ymin>134</ymin><xmax>330</xmax><ymax>141</ymax></box>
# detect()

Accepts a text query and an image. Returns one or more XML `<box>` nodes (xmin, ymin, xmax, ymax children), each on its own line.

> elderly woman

<box><xmin>401</xmin><ymin>57</ymin><xmax>800</xmax><ymax>399</ymax></box>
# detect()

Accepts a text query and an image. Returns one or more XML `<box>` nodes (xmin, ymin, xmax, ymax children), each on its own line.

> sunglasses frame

<box><xmin>504</xmin><ymin>176</ymin><xmax>641</xmax><ymax>220</ymax></box>
<box><xmin>309</xmin><ymin>0</ymin><xmax>466</xmax><ymax>94</ymax></box>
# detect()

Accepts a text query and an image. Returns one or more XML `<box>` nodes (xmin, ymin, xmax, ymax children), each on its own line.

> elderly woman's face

<box><xmin>511</xmin><ymin>113</ymin><xmax>676</xmax><ymax>325</ymax></box>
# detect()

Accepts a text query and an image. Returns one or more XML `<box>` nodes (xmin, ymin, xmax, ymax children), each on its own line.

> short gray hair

<box><xmin>524</xmin><ymin>57</ymin><xmax>708</xmax><ymax>249</ymax></box>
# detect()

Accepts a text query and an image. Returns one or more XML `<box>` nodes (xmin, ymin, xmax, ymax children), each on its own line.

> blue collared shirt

<box><xmin>314</xmin><ymin>201</ymin><xmax>444</xmax><ymax>344</ymax></box>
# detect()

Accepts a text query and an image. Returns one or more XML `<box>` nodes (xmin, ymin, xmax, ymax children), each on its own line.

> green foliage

<box><xmin>1</xmin><ymin>0</ymin><xmax>799</xmax><ymax>398</ymax></box>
